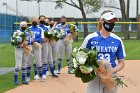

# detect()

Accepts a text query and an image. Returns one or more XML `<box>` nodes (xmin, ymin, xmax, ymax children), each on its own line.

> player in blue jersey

<box><xmin>56</xmin><ymin>16</ymin><xmax>73</xmax><ymax>74</ymax></box>
<box><xmin>38</xmin><ymin>15</ymin><xmax>49</xmax><ymax>79</ymax></box>
<box><xmin>48</xmin><ymin>18</ymin><xmax>58</xmax><ymax>74</ymax></box>
<box><xmin>38</xmin><ymin>16</ymin><xmax>58</xmax><ymax>78</ymax></box>
<box><xmin>13</xmin><ymin>21</ymin><xmax>31</xmax><ymax>85</ymax></box>
<box><xmin>80</xmin><ymin>10</ymin><xmax>126</xmax><ymax>93</ymax></box>
<box><xmin>26</xmin><ymin>17</ymin><xmax>44</xmax><ymax>81</ymax></box>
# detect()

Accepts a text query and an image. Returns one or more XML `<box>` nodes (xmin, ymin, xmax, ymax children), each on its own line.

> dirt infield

<box><xmin>6</xmin><ymin>60</ymin><xmax>140</xmax><ymax>93</ymax></box>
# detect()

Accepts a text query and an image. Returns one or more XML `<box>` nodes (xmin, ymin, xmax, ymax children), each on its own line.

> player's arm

<box><xmin>80</xmin><ymin>35</ymin><xmax>91</xmax><ymax>49</ymax></box>
<box><xmin>112</xmin><ymin>58</ymin><xmax>125</xmax><ymax>73</ymax></box>
<box><xmin>112</xmin><ymin>40</ymin><xmax>126</xmax><ymax>73</ymax></box>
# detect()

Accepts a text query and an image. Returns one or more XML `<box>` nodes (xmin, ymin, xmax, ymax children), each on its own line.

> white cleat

<box><xmin>40</xmin><ymin>77</ymin><xmax>45</xmax><ymax>82</ymax></box>
<box><xmin>57</xmin><ymin>70</ymin><xmax>60</xmax><ymax>74</ymax></box>
<box><xmin>46</xmin><ymin>71</ymin><xmax>51</xmax><ymax>76</ymax></box>
<box><xmin>34</xmin><ymin>75</ymin><xmax>40</xmax><ymax>80</ymax></box>
<box><xmin>42</xmin><ymin>75</ymin><xmax>46</xmax><ymax>79</ymax></box>
<box><xmin>54</xmin><ymin>70</ymin><xmax>57</xmax><ymax>75</ymax></box>
<box><xmin>26</xmin><ymin>77</ymin><xmax>31</xmax><ymax>82</ymax></box>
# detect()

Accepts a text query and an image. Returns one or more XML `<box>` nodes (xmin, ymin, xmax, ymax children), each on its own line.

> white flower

<box><xmin>73</xmin><ymin>47</ymin><xmax>78</xmax><ymax>52</ymax></box>
<box><xmin>73</xmin><ymin>58</ymin><xmax>78</xmax><ymax>68</ymax></box>
<box><xmin>57</xmin><ymin>34</ymin><xmax>61</xmax><ymax>38</ymax></box>
<box><xmin>13</xmin><ymin>32</ymin><xmax>17</xmax><ymax>38</ymax></box>
<box><xmin>76</xmin><ymin>51</ymin><xmax>87</xmax><ymax>64</ymax></box>
<box><xmin>18</xmin><ymin>32</ymin><xmax>23</xmax><ymax>36</ymax></box>
<box><xmin>78</xmin><ymin>57</ymin><xmax>86</xmax><ymax>64</ymax></box>
<box><xmin>88</xmin><ymin>67</ymin><xmax>93</xmax><ymax>72</ymax></box>
<box><xmin>16</xmin><ymin>36</ymin><xmax>22</xmax><ymax>42</ymax></box>
<box><xmin>48</xmin><ymin>31</ymin><xmax>52</xmax><ymax>35</ymax></box>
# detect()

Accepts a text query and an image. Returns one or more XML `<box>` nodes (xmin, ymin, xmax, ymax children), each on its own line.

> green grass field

<box><xmin>0</xmin><ymin>39</ymin><xmax>140</xmax><ymax>93</ymax></box>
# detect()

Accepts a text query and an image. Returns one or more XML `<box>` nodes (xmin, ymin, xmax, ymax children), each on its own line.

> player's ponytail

<box><xmin>96</xmin><ymin>10</ymin><xmax>113</xmax><ymax>31</ymax></box>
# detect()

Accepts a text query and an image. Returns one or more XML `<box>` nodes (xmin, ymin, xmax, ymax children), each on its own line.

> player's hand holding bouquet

<box><xmin>64</xmin><ymin>24</ymin><xmax>79</xmax><ymax>43</ymax></box>
<box><xmin>11</xmin><ymin>30</ymin><xmax>32</xmax><ymax>55</ymax></box>
<box><xmin>70</xmin><ymin>47</ymin><xmax>127</xmax><ymax>91</ymax></box>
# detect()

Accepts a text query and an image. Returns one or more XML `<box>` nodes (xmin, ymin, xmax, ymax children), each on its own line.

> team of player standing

<box><xmin>13</xmin><ymin>15</ymin><xmax>74</xmax><ymax>85</ymax></box>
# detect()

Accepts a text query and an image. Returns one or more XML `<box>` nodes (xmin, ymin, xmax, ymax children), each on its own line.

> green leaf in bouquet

<box><xmin>82</xmin><ymin>48</ymin><xmax>90</xmax><ymax>53</ymax></box>
<box><xmin>71</xmin><ymin>52</ymin><xmax>76</xmax><ymax>58</ymax></box>
<box><xmin>75</xmin><ymin>67</ymin><xmax>97</xmax><ymax>83</ymax></box>
<box><xmin>116</xmin><ymin>77</ymin><xmax>128</xmax><ymax>88</ymax></box>
<box><xmin>44</xmin><ymin>31</ymin><xmax>53</xmax><ymax>39</ymax></box>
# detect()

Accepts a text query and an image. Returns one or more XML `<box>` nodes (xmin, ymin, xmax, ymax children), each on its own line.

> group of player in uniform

<box><xmin>13</xmin><ymin>15</ymin><xmax>74</xmax><ymax>85</ymax></box>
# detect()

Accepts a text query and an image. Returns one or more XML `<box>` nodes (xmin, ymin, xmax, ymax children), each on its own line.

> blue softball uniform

<box><xmin>29</xmin><ymin>25</ymin><xmax>44</xmax><ymax>43</ymax></box>
<box><xmin>56</xmin><ymin>23</ymin><xmax>70</xmax><ymax>36</ymax></box>
<box><xmin>19</xmin><ymin>30</ymin><xmax>31</xmax><ymax>45</ymax></box>
<box><xmin>81</xmin><ymin>32</ymin><xmax>126</xmax><ymax>67</ymax></box>
<box><xmin>39</xmin><ymin>24</ymin><xmax>50</xmax><ymax>31</ymax></box>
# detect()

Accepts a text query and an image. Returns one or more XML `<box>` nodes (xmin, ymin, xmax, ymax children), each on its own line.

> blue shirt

<box><xmin>29</xmin><ymin>25</ymin><xmax>44</xmax><ymax>43</ymax></box>
<box><xmin>81</xmin><ymin>32</ymin><xmax>126</xmax><ymax>67</ymax></box>
<box><xmin>19</xmin><ymin>30</ymin><xmax>31</xmax><ymax>45</ymax></box>
<box><xmin>39</xmin><ymin>24</ymin><xmax>50</xmax><ymax>31</ymax></box>
<box><xmin>56</xmin><ymin>23</ymin><xmax>70</xmax><ymax>36</ymax></box>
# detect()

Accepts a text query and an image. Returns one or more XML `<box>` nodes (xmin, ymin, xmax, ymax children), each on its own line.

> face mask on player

<box><xmin>32</xmin><ymin>21</ymin><xmax>38</xmax><ymax>26</ymax></box>
<box><xmin>62</xmin><ymin>22</ymin><xmax>65</xmax><ymax>25</ymax></box>
<box><xmin>40</xmin><ymin>21</ymin><xmax>45</xmax><ymax>24</ymax></box>
<box><xmin>44</xmin><ymin>23</ymin><xmax>49</xmax><ymax>26</ymax></box>
<box><xmin>50</xmin><ymin>24</ymin><xmax>54</xmax><ymax>28</ymax></box>
<box><xmin>103</xmin><ymin>21</ymin><xmax>115</xmax><ymax>32</ymax></box>
<box><xmin>21</xmin><ymin>27</ymin><xmax>26</xmax><ymax>30</ymax></box>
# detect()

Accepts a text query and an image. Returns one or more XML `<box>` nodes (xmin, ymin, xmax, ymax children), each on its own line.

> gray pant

<box><xmin>27</xmin><ymin>44</ymin><xmax>42</xmax><ymax>67</ymax></box>
<box><xmin>50</xmin><ymin>40</ymin><xmax>58</xmax><ymax>62</ymax></box>
<box><xmin>47</xmin><ymin>42</ymin><xmax>53</xmax><ymax>66</ymax></box>
<box><xmin>41</xmin><ymin>42</ymin><xmax>48</xmax><ymax>64</ymax></box>
<box><xmin>15</xmin><ymin>48</ymin><xmax>29</xmax><ymax>69</ymax></box>
<box><xmin>87</xmin><ymin>76</ymin><xmax>118</xmax><ymax>93</ymax></box>
<box><xmin>57</xmin><ymin>39</ymin><xmax>72</xmax><ymax>60</ymax></box>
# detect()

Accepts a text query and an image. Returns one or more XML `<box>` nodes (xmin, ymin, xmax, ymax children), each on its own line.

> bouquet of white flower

<box><xmin>11</xmin><ymin>30</ymin><xmax>26</xmax><ymax>47</ymax></box>
<box><xmin>64</xmin><ymin>24</ymin><xmax>78</xmax><ymax>43</ymax></box>
<box><xmin>51</xmin><ymin>29</ymin><xmax>65</xmax><ymax>41</ymax></box>
<box><xmin>11</xmin><ymin>30</ymin><xmax>32</xmax><ymax>55</ymax></box>
<box><xmin>70</xmin><ymin>47</ymin><xmax>127</xmax><ymax>90</ymax></box>
<box><xmin>70</xmin><ymin>47</ymin><xmax>98</xmax><ymax>83</ymax></box>
<box><xmin>44</xmin><ymin>30</ymin><xmax>53</xmax><ymax>40</ymax></box>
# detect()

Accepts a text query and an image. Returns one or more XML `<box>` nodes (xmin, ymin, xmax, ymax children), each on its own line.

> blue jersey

<box><xmin>56</xmin><ymin>23</ymin><xmax>70</xmax><ymax>35</ymax></box>
<box><xmin>29</xmin><ymin>25</ymin><xmax>44</xmax><ymax>43</ymax></box>
<box><xmin>81</xmin><ymin>32</ymin><xmax>126</xmax><ymax>67</ymax></box>
<box><xmin>39</xmin><ymin>24</ymin><xmax>49</xmax><ymax>31</ymax></box>
<box><xmin>18</xmin><ymin>30</ymin><xmax>31</xmax><ymax>45</ymax></box>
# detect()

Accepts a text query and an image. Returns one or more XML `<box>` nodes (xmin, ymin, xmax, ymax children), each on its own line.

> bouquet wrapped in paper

<box><xmin>28</xmin><ymin>31</ymin><xmax>42</xmax><ymax>49</ymax></box>
<box><xmin>70</xmin><ymin>47</ymin><xmax>127</xmax><ymax>91</ymax></box>
<box><xmin>50</xmin><ymin>29</ymin><xmax>65</xmax><ymax>41</ymax></box>
<box><xmin>11</xmin><ymin>30</ymin><xmax>32</xmax><ymax>55</ymax></box>
<box><xmin>64</xmin><ymin>24</ymin><xmax>79</xmax><ymax>43</ymax></box>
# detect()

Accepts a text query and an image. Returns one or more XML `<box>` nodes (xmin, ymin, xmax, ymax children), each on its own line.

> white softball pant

<box><xmin>15</xmin><ymin>47</ymin><xmax>29</xmax><ymax>69</ymax></box>
<box><xmin>87</xmin><ymin>76</ymin><xmax>118</xmax><ymax>93</ymax></box>
<box><xmin>47</xmin><ymin>42</ymin><xmax>53</xmax><ymax>66</ymax></box>
<box><xmin>57</xmin><ymin>39</ymin><xmax>72</xmax><ymax>60</ymax></box>
<box><xmin>41</xmin><ymin>42</ymin><xmax>48</xmax><ymax>64</ymax></box>
<box><xmin>27</xmin><ymin>44</ymin><xmax>42</xmax><ymax>67</ymax></box>
<box><xmin>50</xmin><ymin>40</ymin><xmax>58</xmax><ymax>62</ymax></box>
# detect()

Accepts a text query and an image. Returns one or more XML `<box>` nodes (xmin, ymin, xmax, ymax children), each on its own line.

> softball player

<box><xmin>14</xmin><ymin>21</ymin><xmax>31</xmax><ymax>85</ymax></box>
<box><xmin>38</xmin><ymin>15</ymin><xmax>49</xmax><ymax>79</ymax></box>
<box><xmin>80</xmin><ymin>10</ymin><xmax>126</xmax><ymax>93</ymax></box>
<box><xmin>44</xmin><ymin>18</ymin><xmax>58</xmax><ymax>77</ymax></box>
<box><xmin>56</xmin><ymin>16</ymin><xmax>73</xmax><ymax>74</ymax></box>
<box><xmin>48</xmin><ymin>18</ymin><xmax>58</xmax><ymax>74</ymax></box>
<box><xmin>26</xmin><ymin>17</ymin><xmax>44</xmax><ymax>81</ymax></box>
